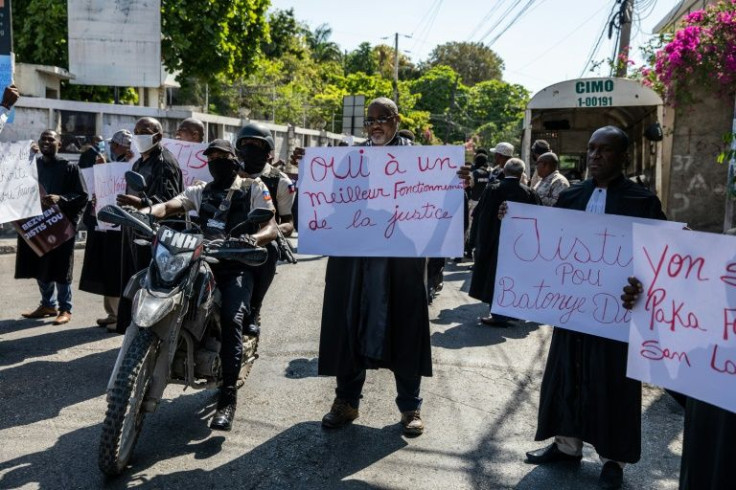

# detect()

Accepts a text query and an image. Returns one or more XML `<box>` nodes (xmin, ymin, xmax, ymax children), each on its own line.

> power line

<box><xmin>579</xmin><ymin>0</ymin><xmax>619</xmax><ymax>77</ymax></box>
<box><xmin>516</xmin><ymin>3</ymin><xmax>612</xmax><ymax>71</ymax></box>
<box><xmin>475</xmin><ymin>0</ymin><xmax>524</xmax><ymax>44</ymax></box>
<box><xmin>487</xmin><ymin>0</ymin><xmax>545</xmax><ymax>47</ymax></box>
<box><xmin>466</xmin><ymin>0</ymin><xmax>513</xmax><ymax>41</ymax></box>
<box><xmin>410</xmin><ymin>0</ymin><xmax>444</xmax><ymax>58</ymax></box>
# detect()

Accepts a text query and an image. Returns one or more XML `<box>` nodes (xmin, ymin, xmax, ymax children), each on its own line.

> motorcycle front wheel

<box><xmin>98</xmin><ymin>328</ymin><xmax>160</xmax><ymax>475</ymax></box>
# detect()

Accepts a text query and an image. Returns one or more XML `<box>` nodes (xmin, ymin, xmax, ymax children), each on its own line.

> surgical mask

<box><xmin>208</xmin><ymin>158</ymin><xmax>236</xmax><ymax>184</ymax></box>
<box><xmin>132</xmin><ymin>134</ymin><xmax>158</xmax><ymax>153</ymax></box>
<box><xmin>239</xmin><ymin>145</ymin><xmax>270</xmax><ymax>175</ymax></box>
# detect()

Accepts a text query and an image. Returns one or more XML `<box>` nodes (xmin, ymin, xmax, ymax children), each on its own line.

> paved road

<box><xmin>0</xmin><ymin>250</ymin><xmax>683</xmax><ymax>489</ymax></box>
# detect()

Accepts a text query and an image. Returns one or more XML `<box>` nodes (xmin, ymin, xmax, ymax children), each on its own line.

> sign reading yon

<box><xmin>492</xmin><ymin>203</ymin><xmax>685</xmax><ymax>342</ymax></box>
<box><xmin>298</xmin><ymin>145</ymin><xmax>465</xmax><ymax>257</ymax></box>
<box><xmin>628</xmin><ymin>225</ymin><xmax>736</xmax><ymax>414</ymax></box>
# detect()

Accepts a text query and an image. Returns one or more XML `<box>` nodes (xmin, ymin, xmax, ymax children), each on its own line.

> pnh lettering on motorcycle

<box><xmin>160</xmin><ymin>229</ymin><xmax>198</xmax><ymax>250</ymax></box>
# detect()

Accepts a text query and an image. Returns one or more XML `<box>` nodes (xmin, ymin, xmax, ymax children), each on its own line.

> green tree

<box><xmin>262</xmin><ymin>8</ymin><xmax>308</xmax><ymax>60</ymax></box>
<box><xmin>424</xmin><ymin>42</ymin><xmax>504</xmax><ymax>86</ymax></box>
<box><xmin>161</xmin><ymin>0</ymin><xmax>270</xmax><ymax>83</ymax></box>
<box><xmin>344</xmin><ymin>42</ymin><xmax>377</xmax><ymax>75</ymax></box>
<box><xmin>465</xmin><ymin>80</ymin><xmax>530</xmax><ymax>149</ymax></box>
<box><xmin>410</xmin><ymin>65</ymin><xmax>470</xmax><ymax>143</ymax></box>
<box><xmin>305</xmin><ymin>24</ymin><xmax>342</xmax><ymax>63</ymax></box>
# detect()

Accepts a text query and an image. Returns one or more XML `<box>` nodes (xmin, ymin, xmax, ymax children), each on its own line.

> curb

<box><xmin>0</xmin><ymin>241</ymin><xmax>86</xmax><ymax>255</ymax></box>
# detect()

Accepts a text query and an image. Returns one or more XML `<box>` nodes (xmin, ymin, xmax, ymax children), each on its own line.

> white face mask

<box><xmin>132</xmin><ymin>134</ymin><xmax>158</xmax><ymax>153</ymax></box>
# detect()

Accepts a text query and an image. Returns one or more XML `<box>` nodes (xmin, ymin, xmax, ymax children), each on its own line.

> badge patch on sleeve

<box><xmin>287</xmin><ymin>183</ymin><xmax>296</xmax><ymax>194</ymax></box>
<box><xmin>262</xmin><ymin>188</ymin><xmax>272</xmax><ymax>201</ymax></box>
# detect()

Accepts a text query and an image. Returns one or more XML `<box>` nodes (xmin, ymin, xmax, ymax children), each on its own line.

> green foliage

<box><xmin>423</xmin><ymin>42</ymin><xmax>504</xmax><ymax>86</ymax></box>
<box><xmin>161</xmin><ymin>0</ymin><xmax>270</xmax><ymax>84</ymax></box>
<box><xmin>305</xmin><ymin>24</ymin><xmax>342</xmax><ymax>63</ymax></box>
<box><xmin>12</xmin><ymin>0</ymin><xmax>68</xmax><ymax>66</ymax></box>
<box><xmin>344</xmin><ymin>42</ymin><xmax>378</xmax><ymax>75</ymax></box>
<box><xmin>262</xmin><ymin>8</ymin><xmax>308</xmax><ymax>59</ymax></box>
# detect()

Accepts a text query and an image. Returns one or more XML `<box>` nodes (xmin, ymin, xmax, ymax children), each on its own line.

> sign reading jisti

<box><xmin>298</xmin><ymin>146</ymin><xmax>464</xmax><ymax>257</ymax></box>
<box><xmin>492</xmin><ymin>203</ymin><xmax>684</xmax><ymax>341</ymax></box>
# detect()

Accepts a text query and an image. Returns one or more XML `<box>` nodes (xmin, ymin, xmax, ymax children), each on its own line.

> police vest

<box><xmin>197</xmin><ymin>179</ymin><xmax>258</xmax><ymax>239</ymax></box>
<box><xmin>258</xmin><ymin>167</ymin><xmax>284</xmax><ymax>222</ymax></box>
<box><xmin>470</xmin><ymin>168</ymin><xmax>491</xmax><ymax>201</ymax></box>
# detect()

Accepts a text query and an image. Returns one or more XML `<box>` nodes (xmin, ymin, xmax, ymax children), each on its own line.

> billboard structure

<box><xmin>68</xmin><ymin>0</ymin><xmax>161</xmax><ymax>87</ymax></box>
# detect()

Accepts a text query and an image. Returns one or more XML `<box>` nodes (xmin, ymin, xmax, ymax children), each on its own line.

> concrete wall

<box><xmin>0</xmin><ymin>97</ymin><xmax>359</xmax><ymax>162</ymax></box>
<box><xmin>665</xmin><ymin>92</ymin><xmax>735</xmax><ymax>231</ymax></box>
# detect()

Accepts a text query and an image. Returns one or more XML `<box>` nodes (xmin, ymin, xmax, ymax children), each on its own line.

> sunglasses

<box><xmin>363</xmin><ymin>115</ymin><xmax>395</xmax><ymax>127</ymax></box>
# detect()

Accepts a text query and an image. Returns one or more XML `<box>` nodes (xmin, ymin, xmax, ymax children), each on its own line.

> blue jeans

<box><xmin>38</xmin><ymin>280</ymin><xmax>72</xmax><ymax>313</ymax></box>
<box><xmin>336</xmin><ymin>369</ymin><xmax>422</xmax><ymax>412</ymax></box>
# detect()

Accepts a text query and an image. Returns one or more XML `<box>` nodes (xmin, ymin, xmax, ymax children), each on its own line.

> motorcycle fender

<box><xmin>106</xmin><ymin>323</ymin><xmax>140</xmax><ymax>394</ymax></box>
<box><xmin>132</xmin><ymin>289</ymin><xmax>183</xmax><ymax>328</ymax></box>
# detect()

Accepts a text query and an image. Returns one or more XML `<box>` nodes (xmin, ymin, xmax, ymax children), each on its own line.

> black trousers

<box><xmin>336</xmin><ymin>369</ymin><xmax>422</xmax><ymax>412</ymax></box>
<box><xmin>248</xmin><ymin>243</ymin><xmax>278</xmax><ymax>326</ymax></box>
<box><xmin>216</xmin><ymin>268</ymin><xmax>255</xmax><ymax>387</ymax></box>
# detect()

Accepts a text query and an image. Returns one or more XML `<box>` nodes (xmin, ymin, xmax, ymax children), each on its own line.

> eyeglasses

<box><xmin>363</xmin><ymin>116</ymin><xmax>395</xmax><ymax>127</ymax></box>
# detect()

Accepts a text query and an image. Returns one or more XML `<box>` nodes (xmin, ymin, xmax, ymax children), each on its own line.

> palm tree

<box><xmin>306</xmin><ymin>24</ymin><xmax>342</xmax><ymax>63</ymax></box>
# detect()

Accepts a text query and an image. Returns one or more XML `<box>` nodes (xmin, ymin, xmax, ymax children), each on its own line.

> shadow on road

<box><xmin>285</xmin><ymin>357</ymin><xmax>320</xmax><ymax>378</ymax></box>
<box><xmin>0</xmin><ymin>324</ymin><xmax>109</xmax><ymax>366</ymax></box>
<box><xmin>113</xmin><ymin>420</ymin><xmax>407</xmax><ymax>489</ymax></box>
<box><xmin>0</xmin><ymin>348</ymin><xmax>118</xmax><ymax>431</ymax></box>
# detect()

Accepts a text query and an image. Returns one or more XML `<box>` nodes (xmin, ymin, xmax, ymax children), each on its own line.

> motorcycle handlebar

<box><xmin>98</xmin><ymin>205</ymin><xmax>155</xmax><ymax>238</ymax></box>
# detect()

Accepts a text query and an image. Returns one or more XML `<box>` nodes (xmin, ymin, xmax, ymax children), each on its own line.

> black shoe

<box><xmin>525</xmin><ymin>443</ymin><xmax>582</xmax><ymax>464</ymax></box>
<box><xmin>243</xmin><ymin>323</ymin><xmax>260</xmax><ymax>337</ymax></box>
<box><xmin>598</xmin><ymin>461</ymin><xmax>623</xmax><ymax>489</ymax></box>
<box><xmin>210</xmin><ymin>387</ymin><xmax>237</xmax><ymax>431</ymax></box>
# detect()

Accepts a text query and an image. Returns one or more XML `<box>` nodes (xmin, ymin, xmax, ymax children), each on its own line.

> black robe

<box><xmin>535</xmin><ymin>174</ymin><xmax>666</xmax><ymax>463</ymax></box>
<box><xmin>78</xmin><ymin>203</ymin><xmax>123</xmax><ymax>297</ymax></box>
<box><xmin>468</xmin><ymin>177</ymin><xmax>541</xmax><ymax>303</ymax></box>
<box><xmin>317</xmin><ymin>135</ymin><xmax>432</xmax><ymax>378</ymax></box>
<box><xmin>14</xmin><ymin>156</ymin><xmax>88</xmax><ymax>283</ymax></box>
<box><xmin>679</xmin><ymin>399</ymin><xmax>736</xmax><ymax>488</ymax></box>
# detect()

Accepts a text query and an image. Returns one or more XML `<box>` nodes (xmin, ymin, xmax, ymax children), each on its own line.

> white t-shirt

<box><xmin>0</xmin><ymin>106</ymin><xmax>9</xmax><ymax>135</ymax></box>
<box><xmin>173</xmin><ymin>176</ymin><xmax>275</xmax><ymax>214</ymax></box>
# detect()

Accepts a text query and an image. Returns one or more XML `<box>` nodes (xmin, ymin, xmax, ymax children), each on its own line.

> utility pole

<box><xmin>615</xmin><ymin>0</ymin><xmax>634</xmax><ymax>77</ymax></box>
<box><xmin>393</xmin><ymin>32</ymin><xmax>399</xmax><ymax>105</ymax></box>
<box><xmin>385</xmin><ymin>32</ymin><xmax>411</xmax><ymax>106</ymax></box>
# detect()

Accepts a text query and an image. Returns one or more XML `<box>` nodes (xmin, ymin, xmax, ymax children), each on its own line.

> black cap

<box><xmin>203</xmin><ymin>139</ymin><xmax>236</xmax><ymax>157</ymax></box>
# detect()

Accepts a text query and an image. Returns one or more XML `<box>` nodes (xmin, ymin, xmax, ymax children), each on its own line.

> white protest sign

<box><xmin>94</xmin><ymin>161</ymin><xmax>132</xmax><ymax>230</ymax></box>
<box><xmin>628</xmin><ymin>225</ymin><xmax>736</xmax><ymax>413</ymax></box>
<box><xmin>81</xmin><ymin>167</ymin><xmax>95</xmax><ymax>199</ymax></box>
<box><xmin>298</xmin><ymin>145</ymin><xmax>465</xmax><ymax>257</ymax></box>
<box><xmin>492</xmin><ymin>202</ymin><xmax>684</xmax><ymax>341</ymax></box>
<box><xmin>161</xmin><ymin>138</ymin><xmax>210</xmax><ymax>187</ymax></box>
<box><xmin>0</xmin><ymin>141</ymin><xmax>42</xmax><ymax>224</ymax></box>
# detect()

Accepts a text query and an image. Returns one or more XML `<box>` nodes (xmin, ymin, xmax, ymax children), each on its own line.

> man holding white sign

<box><xmin>524</xmin><ymin>126</ymin><xmax>666</xmax><ymax>490</ymax></box>
<box><xmin>317</xmin><ymin>97</ymin><xmax>455</xmax><ymax>436</ymax></box>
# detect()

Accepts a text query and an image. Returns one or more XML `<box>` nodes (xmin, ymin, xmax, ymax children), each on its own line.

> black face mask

<box><xmin>239</xmin><ymin>145</ymin><xmax>270</xmax><ymax>175</ymax></box>
<box><xmin>208</xmin><ymin>158</ymin><xmax>237</xmax><ymax>184</ymax></box>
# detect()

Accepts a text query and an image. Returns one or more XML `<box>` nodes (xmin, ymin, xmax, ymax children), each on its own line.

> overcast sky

<box><xmin>269</xmin><ymin>0</ymin><xmax>680</xmax><ymax>94</ymax></box>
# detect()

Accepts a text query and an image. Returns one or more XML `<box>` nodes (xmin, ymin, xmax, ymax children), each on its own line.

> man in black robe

<box><xmin>17</xmin><ymin>130</ymin><xmax>88</xmax><ymax>325</ymax></box>
<box><xmin>469</xmin><ymin>158</ymin><xmax>541</xmax><ymax>326</ymax></box>
<box><xmin>524</xmin><ymin>126</ymin><xmax>666</xmax><ymax>490</ymax></box>
<box><xmin>318</xmin><ymin>97</ymin><xmax>431</xmax><ymax>436</ymax></box>
<box><xmin>114</xmin><ymin>117</ymin><xmax>183</xmax><ymax>333</ymax></box>
<box><xmin>79</xmin><ymin>130</ymin><xmax>133</xmax><ymax>329</ymax></box>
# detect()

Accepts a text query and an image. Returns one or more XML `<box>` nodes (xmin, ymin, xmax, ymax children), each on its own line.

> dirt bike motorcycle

<box><xmin>96</xmin><ymin>173</ymin><xmax>273</xmax><ymax>476</ymax></box>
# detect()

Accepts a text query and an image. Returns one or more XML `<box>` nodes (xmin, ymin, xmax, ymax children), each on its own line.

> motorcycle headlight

<box><xmin>155</xmin><ymin>245</ymin><xmax>193</xmax><ymax>283</ymax></box>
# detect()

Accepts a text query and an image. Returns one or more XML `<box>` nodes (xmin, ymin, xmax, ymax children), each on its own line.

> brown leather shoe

<box><xmin>53</xmin><ymin>311</ymin><xmax>72</xmax><ymax>325</ymax></box>
<box><xmin>400</xmin><ymin>410</ymin><xmax>424</xmax><ymax>436</ymax></box>
<box><xmin>321</xmin><ymin>399</ymin><xmax>359</xmax><ymax>428</ymax></box>
<box><xmin>21</xmin><ymin>305</ymin><xmax>58</xmax><ymax>319</ymax></box>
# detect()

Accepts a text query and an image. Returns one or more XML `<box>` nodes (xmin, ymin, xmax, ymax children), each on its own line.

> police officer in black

<box><xmin>235</xmin><ymin>123</ymin><xmax>295</xmax><ymax>334</ymax></box>
<box><xmin>136</xmin><ymin>139</ymin><xmax>278</xmax><ymax>431</ymax></box>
